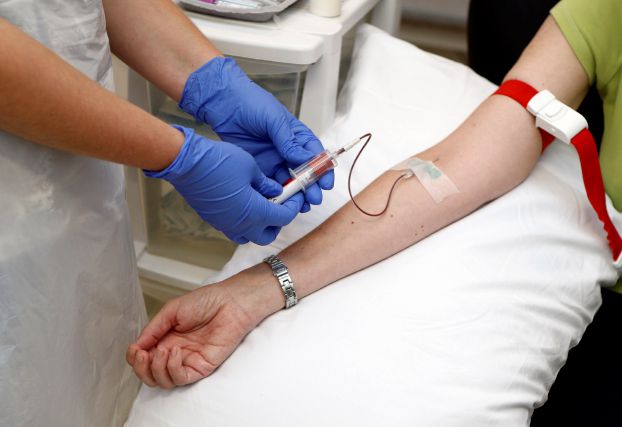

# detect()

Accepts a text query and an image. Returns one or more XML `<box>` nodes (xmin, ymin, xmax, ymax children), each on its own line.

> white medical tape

<box><xmin>393</xmin><ymin>157</ymin><xmax>459</xmax><ymax>203</ymax></box>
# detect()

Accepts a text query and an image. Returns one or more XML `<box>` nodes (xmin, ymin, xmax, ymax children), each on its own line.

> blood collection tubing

<box><xmin>270</xmin><ymin>134</ymin><xmax>371</xmax><ymax>204</ymax></box>
<box><xmin>272</xmin><ymin>132</ymin><xmax>413</xmax><ymax>218</ymax></box>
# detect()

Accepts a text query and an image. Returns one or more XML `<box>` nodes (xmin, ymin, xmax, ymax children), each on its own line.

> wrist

<box><xmin>224</xmin><ymin>264</ymin><xmax>286</xmax><ymax>325</ymax></box>
<box><xmin>139</xmin><ymin>123</ymin><xmax>185</xmax><ymax>172</ymax></box>
<box><xmin>161</xmin><ymin>125</ymin><xmax>185</xmax><ymax>170</ymax></box>
<box><xmin>143</xmin><ymin>126</ymin><xmax>205</xmax><ymax>179</ymax></box>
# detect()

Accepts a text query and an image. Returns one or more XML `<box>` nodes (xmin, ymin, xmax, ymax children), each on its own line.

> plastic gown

<box><xmin>0</xmin><ymin>1</ymin><xmax>146</xmax><ymax>426</ymax></box>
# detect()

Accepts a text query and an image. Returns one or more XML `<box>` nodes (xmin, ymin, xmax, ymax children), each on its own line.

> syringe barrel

<box><xmin>290</xmin><ymin>150</ymin><xmax>337</xmax><ymax>184</ymax></box>
<box><xmin>270</xmin><ymin>150</ymin><xmax>337</xmax><ymax>204</ymax></box>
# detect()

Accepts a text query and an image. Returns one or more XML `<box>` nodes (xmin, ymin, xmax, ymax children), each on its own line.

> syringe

<box><xmin>270</xmin><ymin>134</ymin><xmax>370</xmax><ymax>204</ymax></box>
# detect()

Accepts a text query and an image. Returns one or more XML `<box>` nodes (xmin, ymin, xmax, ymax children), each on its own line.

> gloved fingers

<box><xmin>244</xmin><ymin>226</ymin><xmax>281</xmax><ymax>246</ymax></box>
<box><xmin>274</xmin><ymin>165</ymin><xmax>291</xmax><ymax>185</ymax></box>
<box><xmin>250</xmin><ymin>166</ymin><xmax>283</xmax><ymax>198</ymax></box>
<box><xmin>286</xmin><ymin>192</ymin><xmax>308</xmax><ymax>213</ymax></box>
<box><xmin>256</xmin><ymin>151</ymin><xmax>287</xmax><ymax>179</ymax></box>
<box><xmin>222</xmin><ymin>230</ymin><xmax>251</xmax><ymax>245</ymax></box>
<box><xmin>303</xmin><ymin>182</ymin><xmax>323</xmax><ymax>205</ymax></box>
<box><xmin>294</xmin><ymin>135</ymin><xmax>334</xmax><ymax>192</ymax></box>
<box><xmin>133</xmin><ymin>349</ymin><xmax>157</xmax><ymax>387</ymax></box>
<box><xmin>273</xmin><ymin>163</ymin><xmax>327</xmax><ymax>209</ymax></box>
<box><xmin>300</xmin><ymin>138</ymin><xmax>334</xmax><ymax>190</ymax></box>
<box><xmin>252</xmin><ymin>192</ymin><xmax>303</xmax><ymax>231</ymax></box>
<box><xmin>282</xmin><ymin>124</ymin><xmax>333</xmax><ymax>195</ymax></box>
<box><xmin>269</xmin><ymin>115</ymin><xmax>316</xmax><ymax>166</ymax></box>
<box><xmin>280</xmin><ymin>192</ymin><xmax>305</xmax><ymax>218</ymax></box>
<box><xmin>299</xmin><ymin>132</ymin><xmax>326</xmax><ymax>156</ymax></box>
<box><xmin>318</xmin><ymin>169</ymin><xmax>335</xmax><ymax>190</ymax></box>
<box><xmin>151</xmin><ymin>347</ymin><xmax>175</xmax><ymax>389</ymax></box>
<box><xmin>232</xmin><ymin>235</ymin><xmax>249</xmax><ymax>245</ymax></box>
<box><xmin>274</xmin><ymin>166</ymin><xmax>308</xmax><ymax>212</ymax></box>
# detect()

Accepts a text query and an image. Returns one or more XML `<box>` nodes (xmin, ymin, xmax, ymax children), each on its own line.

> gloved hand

<box><xmin>179</xmin><ymin>57</ymin><xmax>334</xmax><ymax>211</ymax></box>
<box><xmin>145</xmin><ymin>126</ymin><xmax>303</xmax><ymax>245</ymax></box>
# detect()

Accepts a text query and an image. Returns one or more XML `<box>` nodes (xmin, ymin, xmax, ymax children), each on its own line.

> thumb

<box><xmin>243</xmin><ymin>226</ymin><xmax>281</xmax><ymax>246</ymax></box>
<box><xmin>261</xmin><ymin>192</ymin><xmax>304</xmax><ymax>227</ymax></box>
<box><xmin>134</xmin><ymin>299</ymin><xmax>180</xmax><ymax>351</ymax></box>
<box><xmin>251</xmin><ymin>166</ymin><xmax>283</xmax><ymax>198</ymax></box>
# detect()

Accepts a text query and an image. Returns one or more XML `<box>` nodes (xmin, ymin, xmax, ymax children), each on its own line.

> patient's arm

<box><xmin>276</xmin><ymin>15</ymin><xmax>589</xmax><ymax>304</ymax></box>
<box><xmin>128</xmin><ymin>17</ymin><xmax>591</xmax><ymax>387</ymax></box>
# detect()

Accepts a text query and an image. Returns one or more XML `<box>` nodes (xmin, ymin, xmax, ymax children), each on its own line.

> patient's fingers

<box><xmin>167</xmin><ymin>346</ymin><xmax>203</xmax><ymax>386</ymax></box>
<box><xmin>134</xmin><ymin>299</ymin><xmax>179</xmax><ymax>350</ymax></box>
<box><xmin>187</xmin><ymin>351</ymin><xmax>219</xmax><ymax>378</ymax></box>
<box><xmin>167</xmin><ymin>346</ymin><xmax>187</xmax><ymax>385</ymax></box>
<box><xmin>126</xmin><ymin>344</ymin><xmax>139</xmax><ymax>366</ymax></box>
<box><xmin>151</xmin><ymin>347</ymin><xmax>175</xmax><ymax>389</ymax></box>
<box><xmin>133</xmin><ymin>350</ymin><xmax>157</xmax><ymax>387</ymax></box>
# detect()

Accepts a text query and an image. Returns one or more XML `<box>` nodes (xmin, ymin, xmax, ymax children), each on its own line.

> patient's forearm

<box><xmin>235</xmin><ymin>16</ymin><xmax>590</xmax><ymax>318</ymax></box>
<box><xmin>236</xmin><ymin>96</ymin><xmax>542</xmax><ymax>315</ymax></box>
<box><xmin>277</xmin><ymin>96</ymin><xmax>542</xmax><ymax>298</ymax></box>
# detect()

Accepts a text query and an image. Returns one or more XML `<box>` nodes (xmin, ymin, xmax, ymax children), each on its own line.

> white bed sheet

<box><xmin>126</xmin><ymin>25</ymin><xmax>621</xmax><ymax>427</ymax></box>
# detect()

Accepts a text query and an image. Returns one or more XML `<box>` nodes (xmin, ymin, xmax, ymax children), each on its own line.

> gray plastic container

<box><xmin>180</xmin><ymin>0</ymin><xmax>300</xmax><ymax>22</ymax></box>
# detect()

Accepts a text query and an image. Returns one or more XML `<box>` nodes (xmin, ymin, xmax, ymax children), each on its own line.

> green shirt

<box><xmin>551</xmin><ymin>0</ymin><xmax>622</xmax><ymax>292</ymax></box>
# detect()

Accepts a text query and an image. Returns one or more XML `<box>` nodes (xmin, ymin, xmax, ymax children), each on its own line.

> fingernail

<box><xmin>137</xmin><ymin>353</ymin><xmax>144</xmax><ymax>363</ymax></box>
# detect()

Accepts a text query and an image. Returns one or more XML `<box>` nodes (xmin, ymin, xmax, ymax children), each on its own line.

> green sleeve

<box><xmin>551</xmin><ymin>0</ymin><xmax>622</xmax><ymax>91</ymax></box>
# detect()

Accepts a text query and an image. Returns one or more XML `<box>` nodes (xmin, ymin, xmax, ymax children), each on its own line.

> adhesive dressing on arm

<box><xmin>393</xmin><ymin>157</ymin><xmax>459</xmax><ymax>203</ymax></box>
<box><xmin>346</xmin><ymin>134</ymin><xmax>461</xmax><ymax>216</ymax></box>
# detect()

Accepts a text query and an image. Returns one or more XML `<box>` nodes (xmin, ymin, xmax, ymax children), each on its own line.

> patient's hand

<box><xmin>127</xmin><ymin>270</ymin><xmax>283</xmax><ymax>388</ymax></box>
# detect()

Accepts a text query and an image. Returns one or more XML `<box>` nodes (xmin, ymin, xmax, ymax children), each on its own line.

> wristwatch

<box><xmin>263</xmin><ymin>255</ymin><xmax>297</xmax><ymax>309</ymax></box>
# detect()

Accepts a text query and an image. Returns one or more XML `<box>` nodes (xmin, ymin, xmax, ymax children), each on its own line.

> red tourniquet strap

<box><xmin>494</xmin><ymin>80</ymin><xmax>622</xmax><ymax>262</ymax></box>
<box><xmin>572</xmin><ymin>129</ymin><xmax>622</xmax><ymax>258</ymax></box>
<box><xmin>494</xmin><ymin>81</ymin><xmax>555</xmax><ymax>150</ymax></box>
<box><xmin>540</xmin><ymin>131</ymin><xmax>556</xmax><ymax>151</ymax></box>
<box><xmin>494</xmin><ymin>79</ymin><xmax>538</xmax><ymax>107</ymax></box>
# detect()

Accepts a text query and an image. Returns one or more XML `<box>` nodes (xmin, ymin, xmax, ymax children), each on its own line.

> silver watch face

<box><xmin>274</xmin><ymin>266</ymin><xmax>288</xmax><ymax>277</ymax></box>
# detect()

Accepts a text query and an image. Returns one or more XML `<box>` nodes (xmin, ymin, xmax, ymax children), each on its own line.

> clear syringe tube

<box><xmin>270</xmin><ymin>135</ymin><xmax>366</xmax><ymax>204</ymax></box>
<box><xmin>269</xmin><ymin>150</ymin><xmax>338</xmax><ymax>204</ymax></box>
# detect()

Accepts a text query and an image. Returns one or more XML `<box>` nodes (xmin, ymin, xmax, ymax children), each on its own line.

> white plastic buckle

<box><xmin>527</xmin><ymin>90</ymin><xmax>588</xmax><ymax>144</ymax></box>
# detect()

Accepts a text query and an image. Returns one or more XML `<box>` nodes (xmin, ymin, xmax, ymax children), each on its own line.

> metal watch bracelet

<box><xmin>263</xmin><ymin>255</ymin><xmax>297</xmax><ymax>309</ymax></box>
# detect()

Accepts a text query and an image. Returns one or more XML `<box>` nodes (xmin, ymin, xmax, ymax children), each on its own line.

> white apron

<box><xmin>0</xmin><ymin>1</ymin><xmax>146</xmax><ymax>426</ymax></box>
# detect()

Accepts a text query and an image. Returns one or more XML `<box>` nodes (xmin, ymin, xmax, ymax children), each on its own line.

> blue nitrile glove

<box><xmin>179</xmin><ymin>57</ymin><xmax>334</xmax><ymax>212</ymax></box>
<box><xmin>145</xmin><ymin>126</ymin><xmax>304</xmax><ymax>245</ymax></box>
